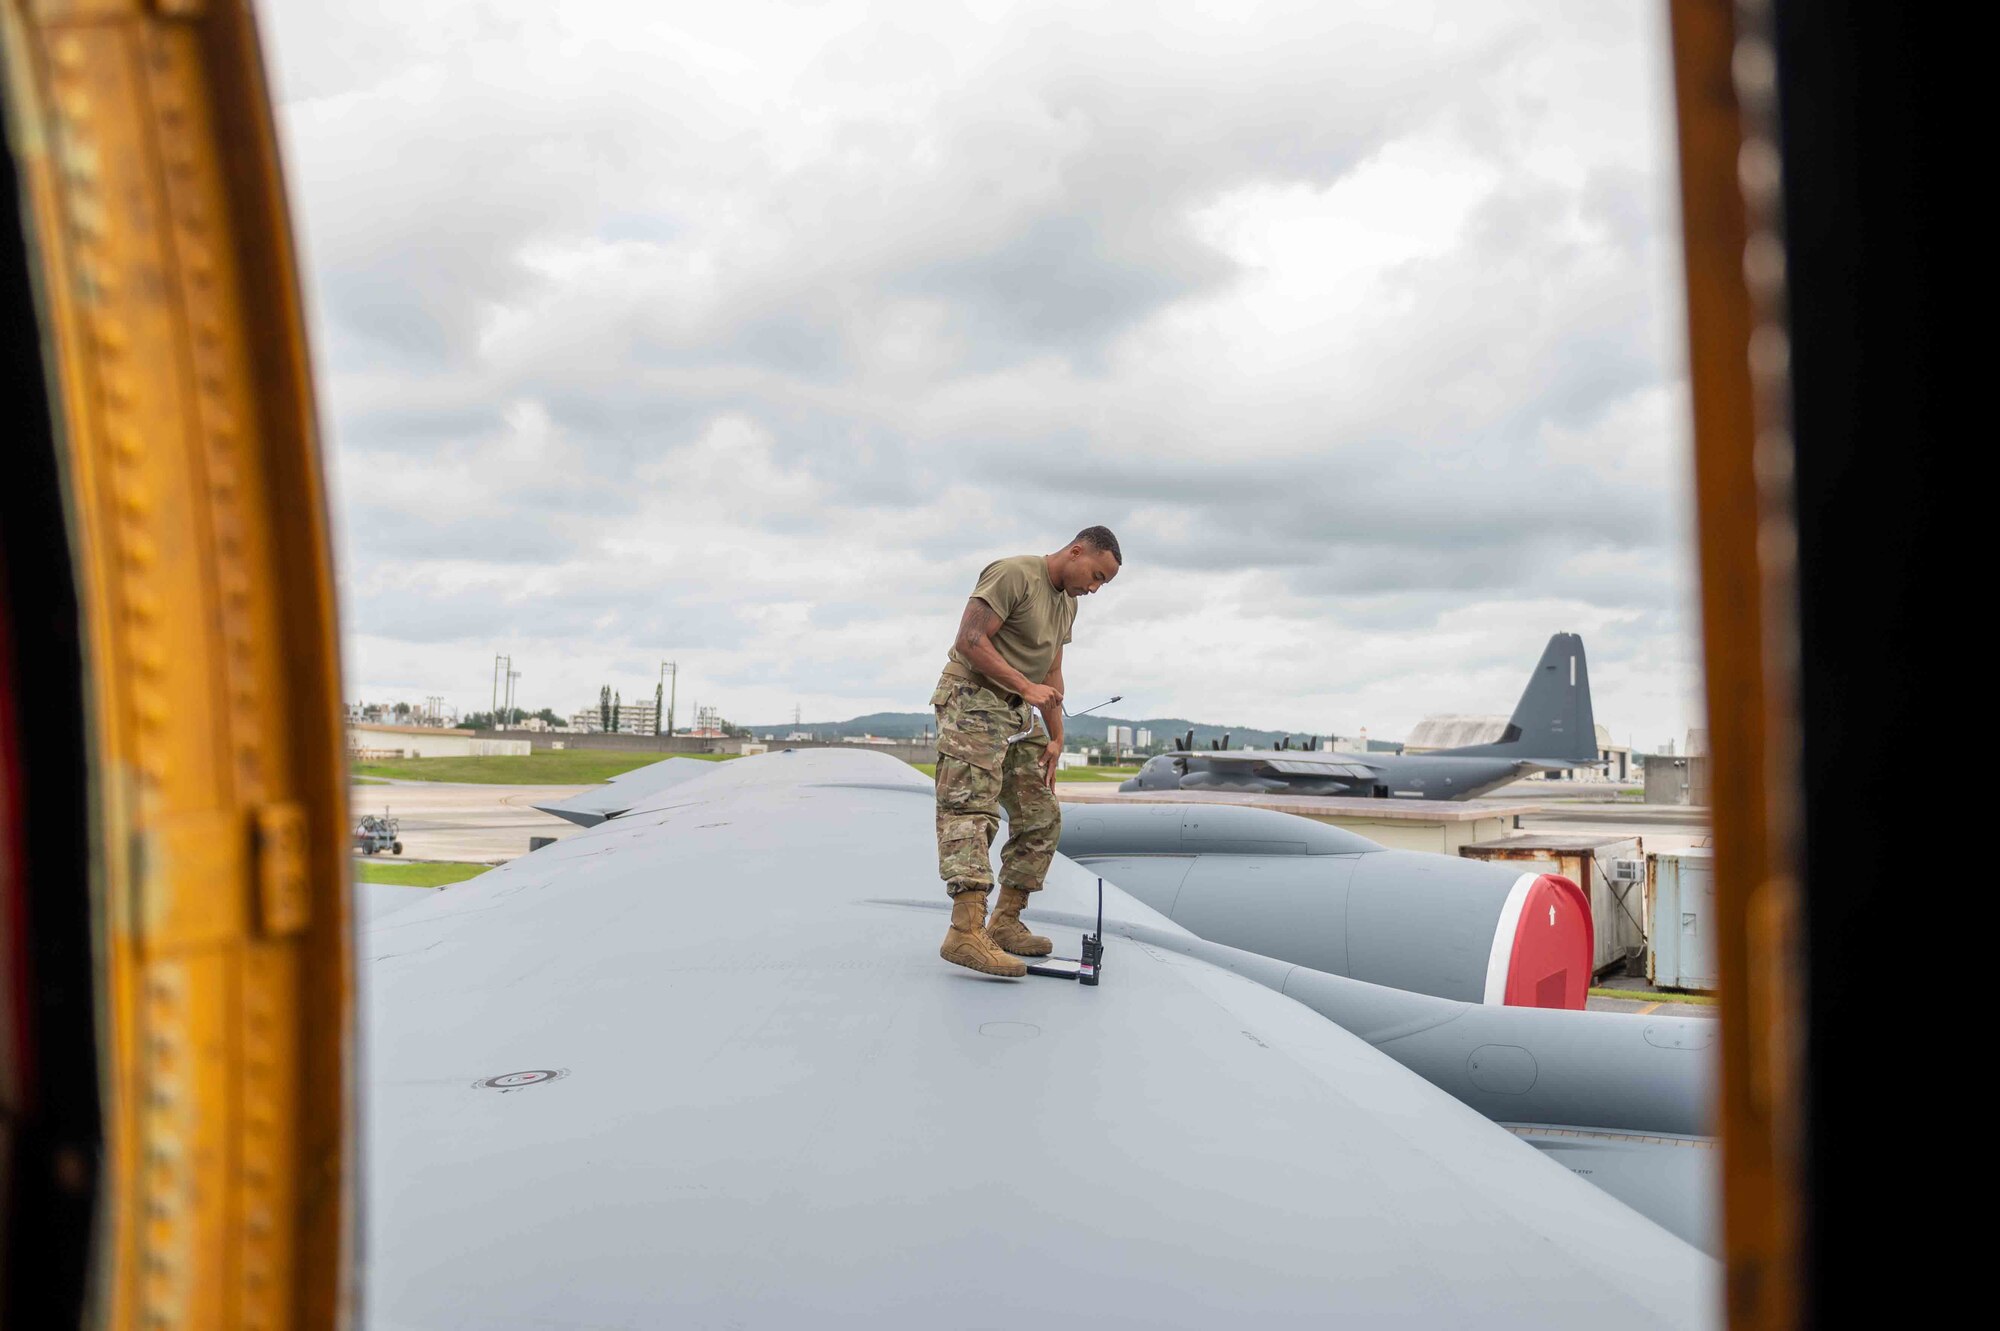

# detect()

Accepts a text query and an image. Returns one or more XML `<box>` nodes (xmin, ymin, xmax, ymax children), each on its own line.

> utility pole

<box><xmin>659</xmin><ymin>661</ymin><xmax>678</xmax><ymax>738</ymax></box>
<box><xmin>491</xmin><ymin>653</ymin><xmax>514</xmax><ymax>727</ymax></box>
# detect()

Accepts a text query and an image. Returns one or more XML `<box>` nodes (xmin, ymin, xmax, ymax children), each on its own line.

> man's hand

<box><xmin>1037</xmin><ymin>643</ymin><xmax>1066</xmax><ymax>788</ymax></box>
<box><xmin>1019</xmin><ymin>681</ymin><xmax>1062</xmax><ymax>710</ymax></box>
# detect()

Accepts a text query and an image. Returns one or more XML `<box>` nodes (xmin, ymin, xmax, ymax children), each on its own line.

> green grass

<box><xmin>353</xmin><ymin>860</ymin><xmax>491</xmax><ymax>888</ymax></box>
<box><xmin>1588</xmin><ymin>986</ymin><xmax>1718</xmax><ymax>1006</ymax></box>
<box><xmin>351</xmin><ymin>750</ymin><xmax>738</xmax><ymax>785</ymax></box>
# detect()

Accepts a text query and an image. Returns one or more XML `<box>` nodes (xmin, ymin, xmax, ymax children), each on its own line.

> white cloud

<box><xmin>267</xmin><ymin>0</ymin><xmax>1700</xmax><ymax>747</ymax></box>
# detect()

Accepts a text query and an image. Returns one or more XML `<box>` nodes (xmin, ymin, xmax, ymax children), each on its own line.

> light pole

<box><xmin>659</xmin><ymin>661</ymin><xmax>677</xmax><ymax>738</ymax></box>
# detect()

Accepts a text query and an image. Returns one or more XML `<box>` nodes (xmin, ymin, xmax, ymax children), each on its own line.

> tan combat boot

<box><xmin>987</xmin><ymin>885</ymin><xmax>1053</xmax><ymax>957</ymax></box>
<box><xmin>939</xmin><ymin>889</ymin><xmax>1027</xmax><ymax>977</ymax></box>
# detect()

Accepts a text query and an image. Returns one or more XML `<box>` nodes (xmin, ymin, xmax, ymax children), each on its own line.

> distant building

<box><xmin>348</xmin><ymin>700</ymin><xmax>453</xmax><ymax>727</ymax></box>
<box><xmin>1329</xmin><ymin>730</ymin><xmax>1400</xmax><ymax>754</ymax></box>
<box><xmin>1403</xmin><ymin>715</ymin><xmax>1631</xmax><ymax>782</ymax></box>
<box><xmin>839</xmin><ymin>734</ymin><xmax>898</xmax><ymax>746</ymax></box>
<box><xmin>1135</xmin><ymin>727</ymin><xmax>1152</xmax><ymax>748</ymax></box>
<box><xmin>568</xmin><ymin>699</ymin><xmax>660</xmax><ymax>735</ymax></box>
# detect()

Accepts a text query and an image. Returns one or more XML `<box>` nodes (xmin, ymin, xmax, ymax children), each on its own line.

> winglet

<box><xmin>531</xmin><ymin>756</ymin><xmax>718</xmax><ymax>826</ymax></box>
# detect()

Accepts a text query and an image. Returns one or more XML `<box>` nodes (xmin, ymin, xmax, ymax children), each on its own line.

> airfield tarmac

<box><xmin>354</xmin><ymin>774</ymin><xmax>1715</xmax><ymax>1018</ymax></box>
<box><xmin>1475</xmin><ymin>779</ymin><xmax>1712</xmax><ymax>853</ymax></box>
<box><xmin>350</xmin><ymin>779</ymin><xmax>588</xmax><ymax>863</ymax></box>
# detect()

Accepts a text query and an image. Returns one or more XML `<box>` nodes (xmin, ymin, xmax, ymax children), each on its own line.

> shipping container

<box><xmin>1459</xmin><ymin>833</ymin><xmax>1644</xmax><ymax>977</ymax></box>
<box><xmin>1645</xmin><ymin>847</ymin><xmax>1719</xmax><ymax>991</ymax></box>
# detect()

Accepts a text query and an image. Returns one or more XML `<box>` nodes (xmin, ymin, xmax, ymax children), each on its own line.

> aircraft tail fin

<box><xmin>1439</xmin><ymin>633</ymin><xmax>1599</xmax><ymax>764</ymax></box>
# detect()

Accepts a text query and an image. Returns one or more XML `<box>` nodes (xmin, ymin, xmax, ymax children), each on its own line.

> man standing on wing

<box><xmin>932</xmin><ymin>526</ymin><xmax>1122</xmax><ymax>976</ymax></box>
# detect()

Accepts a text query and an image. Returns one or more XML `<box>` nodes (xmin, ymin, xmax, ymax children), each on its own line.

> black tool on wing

<box><xmin>1023</xmin><ymin>877</ymin><xmax>1105</xmax><ymax>987</ymax></box>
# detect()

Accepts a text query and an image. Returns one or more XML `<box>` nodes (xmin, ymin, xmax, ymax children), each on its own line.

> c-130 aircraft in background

<box><xmin>1121</xmin><ymin>632</ymin><xmax>1603</xmax><ymax>801</ymax></box>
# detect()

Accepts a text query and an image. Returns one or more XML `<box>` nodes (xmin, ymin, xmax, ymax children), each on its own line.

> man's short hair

<box><xmin>1073</xmin><ymin>525</ymin><xmax>1122</xmax><ymax>565</ymax></box>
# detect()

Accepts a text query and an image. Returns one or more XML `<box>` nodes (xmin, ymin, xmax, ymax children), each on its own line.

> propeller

<box><xmin>1223</xmin><ymin>732</ymin><xmax>1231</xmax><ymax>750</ymax></box>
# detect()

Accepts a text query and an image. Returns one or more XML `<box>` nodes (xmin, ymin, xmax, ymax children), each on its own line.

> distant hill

<box><xmin>744</xmin><ymin>711</ymin><xmax>1402</xmax><ymax>753</ymax></box>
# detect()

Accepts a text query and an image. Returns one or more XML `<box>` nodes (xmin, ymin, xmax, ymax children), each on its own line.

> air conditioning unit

<box><xmin>1606</xmin><ymin>858</ymin><xmax>1644</xmax><ymax>884</ymax></box>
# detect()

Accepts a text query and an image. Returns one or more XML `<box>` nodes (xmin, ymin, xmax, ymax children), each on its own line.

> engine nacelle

<box><xmin>1058</xmin><ymin>803</ymin><xmax>1591</xmax><ymax>1008</ymax></box>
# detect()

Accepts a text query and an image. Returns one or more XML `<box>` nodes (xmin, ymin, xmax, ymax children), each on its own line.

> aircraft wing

<box><xmin>531</xmin><ymin>754</ymin><xmax>720</xmax><ymax>825</ymax></box>
<box><xmin>1189</xmin><ymin>751</ymin><xmax>1381</xmax><ymax>780</ymax></box>
<box><xmin>356</xmin><ymin>879</ymin><xmax>438</xmax><ymax>922</ymax></box>
<box><xmin>365</xmin><ymin>748</ymin><xmax>1709</xmax><ymax>1328</ymax></box>
<box><xmin>1263</xmin><ymin>756</ymin><xmax>1381</xmax><ymax>778</ymax></box>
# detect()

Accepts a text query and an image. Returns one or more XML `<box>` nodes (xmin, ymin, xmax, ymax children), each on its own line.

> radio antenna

<box><xmin>1021</xmin><ymin>876</ymin><xmax>1105</xmax><ymax>988</ymax></box>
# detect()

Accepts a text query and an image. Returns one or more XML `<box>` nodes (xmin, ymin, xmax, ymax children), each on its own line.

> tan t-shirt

<box><xmin>943</xmin><ymin>555</ymin><xmax>1077</xmax><ymax>696</ymax></box>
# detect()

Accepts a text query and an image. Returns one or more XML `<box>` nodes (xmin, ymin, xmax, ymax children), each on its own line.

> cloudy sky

<box><xmin>264</xmin><ymin>0</ymin><xmax>1702</xmax><ymax>748</ymax></box>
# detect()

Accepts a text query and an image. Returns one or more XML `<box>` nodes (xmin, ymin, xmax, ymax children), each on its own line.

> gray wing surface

<box><xmin>530</xmin><ymin>754</ymin><xmax>719</xmax><ymax>826</ymax></box>
<box><xmin>1263</xmin><ymin>756</ymin><xmax>1381</xmax><ymax>778</ymax></box>
<box><xmin>364</xmin><ymin>748</ymin><xmax>1712</xmax><ymax>1329</ymax></box>
<box><xmin>355</xmin><ymin>879</ymin><xmax>437</xmax><ymax>922</ymax></box>
<box><xmin>1183</xmin><ymin>750</ymin><xmax>1380</xmax><ymax>779</ymax></box>
<box><xmin>1511</xmin><ymin>1129</ymin><xmax>1718</xmax><ymax>1253</ymax></box>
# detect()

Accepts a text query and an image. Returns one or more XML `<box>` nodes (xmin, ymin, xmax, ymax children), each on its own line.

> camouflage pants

<box><xmin>931</xmin><ymin>674</ymin><xmax>1061</xmax><ymax>898</ymax></box>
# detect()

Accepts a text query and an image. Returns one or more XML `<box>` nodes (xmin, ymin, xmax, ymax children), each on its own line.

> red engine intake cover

<box><xmin>1502</xmin><ymin>873</ymin><xmax>1593</xmax><ymax>1010</ymax></box>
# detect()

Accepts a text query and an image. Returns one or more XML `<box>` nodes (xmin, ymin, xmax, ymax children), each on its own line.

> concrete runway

<box><xmin>350</xmin><ymin>780</ymin><xmax>590</xmax><ymax>864</ymax></box>
<box><xmin>1477</xmin><ymin>781</ymin><xmax>1712</xmax><ymax>852</ymax></box>
<box><xmin>1514</xmin><ymin>809</ymin><xmax>1711</xmax><ymax>854</ymax></box>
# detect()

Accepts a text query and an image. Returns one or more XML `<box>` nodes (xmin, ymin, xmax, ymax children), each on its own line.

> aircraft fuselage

<box><xmin>1123</xmin><ymin>750</ymin><xmax>1567</xmax><ymax>800</ymax></box>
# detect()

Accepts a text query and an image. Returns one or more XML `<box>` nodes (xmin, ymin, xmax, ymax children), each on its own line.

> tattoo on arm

<box><xmin>954</xmin><ymin>598</ymin><xmax>1039</xmax><ymax>696</ymax></box>
<box><xmin>955</xmin><ymin>599</ymin><xmax>1002</xmax><ymax>656</ymax></box>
